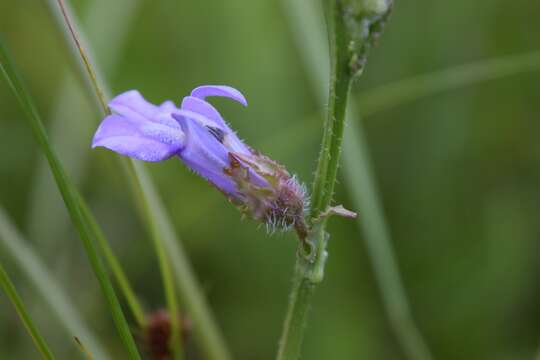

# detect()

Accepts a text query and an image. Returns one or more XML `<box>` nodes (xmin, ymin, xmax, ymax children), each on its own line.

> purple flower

<box><xmin>92</xmin><ymin>85</ymin><xmax>306</xmax><ymax>232</ymax></box>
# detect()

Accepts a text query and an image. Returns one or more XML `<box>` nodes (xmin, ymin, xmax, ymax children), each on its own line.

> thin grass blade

<box><xmin>45</xmin><ymin>0</ymin><xmax>232</xmax><ymax>358</ymax></box>
<box><xmin>0</xmin><ymin>39</ymin><xmax>141</xmax><ymax>359</ymax></box>
<box><xmin>28</xmin><ymin>0</ymin><xmax>142</xmax><ymax>265</ymax></box>
<box><xmin>29</xmin><ymin>0</ymin><xmax>148</xmax><ymax>333</ymax></box>
<box><xmin>0</xmin><ymin>207</ymin><xmax>109</xmax><ymax>359</ymax></box>
<box><xmin>51</xmin><ymin>1</ymin><xmax>182</xmax><ymax>356</ymax></box>
<box><xmin>0</xmin><ymin>261</ymin><xmax>55</xmax><ymax>360</ymax></box>
<box><xmin>77</xmin><ymin>198</ymin><xmax>146</xmax><ymax>328</ymax></box>
<box><xmin>359</xmin><ymin>50</ymin><xmax>540</xmax><ymax>117</ymax></box>
<box><xmin>74</xmin><ymin>337</ymin><xmax>95</xmax><ymax>360</ymax></box>
<box><xmin>340</xmin><ymin>121</ymin><xmax>433</xmax><ymax>360</ymax></box>
<box><xmin>272</xmin><ymin>50</ymin><xmax>540</xmax><ymax>153</ymax></box>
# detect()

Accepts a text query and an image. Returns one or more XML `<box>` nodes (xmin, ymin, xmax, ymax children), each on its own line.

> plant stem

<box><xmin>125</xmin><ymin>164</ymin><xmax>183</xmax><ymax>360</ymax></box>
<box><xmin>55</xmin><ymin>0</ymin><xmax>108</xmax><ymax>114</ymax></box>
<box><xmin>309</xmin><ymin>1</ymin><xmax>352</xmax><ymax>220</ymax></box>
<box><xmin>283</xmin><ymin>1</ymin><xmax>434</xmax><ymax>358</ymax></box>
<box><xmin>277</xmin><ymin>228</ymin><xmax>328</xmax><ymax>360</ymax></box>
<box><xmin>132</xmin><ymin>161</ymin><xmax>231</xmax><ymax>360</ymax></box>
<box><xmin>0</xmin><ymin>262</ymin><xmax>55</xmax><ymax>360</ymax></box>
<box><xmin>277</xmin><ymin>1</ymin><xmax>353</xmax><ymax>359</ymax></box>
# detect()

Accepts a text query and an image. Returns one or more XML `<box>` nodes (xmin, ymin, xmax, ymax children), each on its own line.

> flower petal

<box><xmin>190</xmin><ymin>85</ymin><xmax>248</xmax><ymax>106</ymax></box>
<box><xmin>109</xmin><ymin>90</ymin><xmax>181</xmax><ymax>129</ymax></box>
<box><xmin>159</xmin><ymin>100</ymin><xmax>178</xmax><ymax>113</ymax></box>
<box><xmin>175</xmin><ymin>105</ymin><xmax>250</xmax><ymax>155</ymax></box>
<box><xmin>92</xmin><ymin>114</ymin><xmax>184</xmax><ymax>162</ymax></box>
<box><xmin>181</xmin><ymin>96</ymin><xmax>226</xmax><ymax>128</ymax></box>
<box><xmin>172</xmin><ymin>112</ymin><xmax>239</xmax><ymax>195</ymax></box>
<box><xmin>173</xmin><ymin>109</ymin><xmax>224</xmax><ymax>131</ymax></box>
<box><xmin>109</xmin><ymin>90</ymin><xmax>158</xmax><ymax>121</ymax></box>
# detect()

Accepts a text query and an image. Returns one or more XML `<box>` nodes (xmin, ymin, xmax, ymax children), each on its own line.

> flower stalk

<box><xmin>277</xmin><ymin>1</ymin><xmax>392</xmax><ymax>359</ymax></box>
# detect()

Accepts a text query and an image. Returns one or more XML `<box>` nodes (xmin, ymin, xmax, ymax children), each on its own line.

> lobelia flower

<box><xmin>92</xmin><ymin>85</ymin><xmax>307</xmax><ymax>235</ymax></box>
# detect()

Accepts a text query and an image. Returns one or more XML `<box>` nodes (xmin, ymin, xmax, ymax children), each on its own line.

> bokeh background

<box><xmin>1</xmin><ymin>0</ymin><xmax>540</xmax><ymax>359</ymax></box>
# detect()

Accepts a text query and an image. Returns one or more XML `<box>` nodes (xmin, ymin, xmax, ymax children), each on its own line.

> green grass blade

<box><xmin>340</xmin><ymin>120</ymin><xmax>433</xmax><ymax>360</ymax></box>
<box><xmin>29</xmin><ymin>0</ymin><xmax>147</xmax><ymax>334</ymax></box>
<box><xmin>269</xmin><ymin>49</ymin><xmax>540</xmax><ymax>159</ymax></box>
<box><xmin>359</xmin><ymin>50</ymin><xmax>540</xmax><ymax>117</ymax></box>
<box><xmin>77</xmin><ymin>199</ymin><xmax>146</xmax><ymax>328</ymax></box>
<box><xmin>28</xmin><ymin>0</ymin><xmax>142</xmax><ymax>267</ymax></box>
<box><xmin>45</xmin><ymin>1</ymin><xmax>232</xmax><ymax>358</ymax></box>
<box><xmin>0</xmin><ymin>39</ymin><xmax>141</xmax><ymax>359</ymax></box>
<box><xmin>0</xmin><ymin>207</ymin><xmax>110</xmax><ymax>360</ymax></box>
<box><xmin>125</xmin><ymin>164</ymin><xmax>183</xmax><ymax>360</ymax></box>
<box><xmin>282</xmin><ymin>1</ymin><xmax>433</xmax><ymax>359</ymax></box>
<box><xmin>131</xmin><ymin>162</ymin><xmax>229</xmax><ymax>359</ymax></box>
<box><xmin>0</xmin><ymin>261</ymin><xmax>55</xmax><ymax>360</ymax></box>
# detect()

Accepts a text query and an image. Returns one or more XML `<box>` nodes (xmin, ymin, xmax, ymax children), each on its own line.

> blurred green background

<box><xmin>1</xmin><ymin>0</ymin><xmax>539</xmax><ymax>359</ymax></box>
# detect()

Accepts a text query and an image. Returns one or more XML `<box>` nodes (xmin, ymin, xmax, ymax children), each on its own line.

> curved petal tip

<box><xmin>190</xmin><ymin>85</ymin><xmax>248</xmax><ymax>106</ymax></box>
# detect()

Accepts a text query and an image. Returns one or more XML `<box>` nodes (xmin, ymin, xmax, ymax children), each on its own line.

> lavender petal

<box><xmin>92</xmin><ymin>114</ymin><xmax>184</xmax><ymax>162</ymax></box>
<box><xmin>190</xmin><ymin>85</ymin><xmax>248</xmax><ymax>106</ymax></box>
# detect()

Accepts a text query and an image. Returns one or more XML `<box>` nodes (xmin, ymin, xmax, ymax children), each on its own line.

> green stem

<box><xmin>277</xmin><ymin>228</ymin><xmax>328</xmax><ymax>360</ymax></box>
<box><xmin>0</xmin><ymin>262</ymin><xmax>55</xmax><ymax>360</ymax></box>
<box><xmin>133</xmin><ymin>161</ymin><xmax>231</xmax><ymax>360</ymax></box>
<box><xmin>55</xmin><ymin>0</ymin><xmax>108</xmax><ymax>115</ymax></box>
<box><xmin>309</xmin><ymin>2</ymin><xmax>352</xmax><ymax>219</ymax></box>
<box><xmin>283</xmin><ymin>1</ymin><xmax>433</xmax><ymax>359</ymax></box>
<box><xmin>277</xmin><ymin>273</ymin><xmax>315</xmax><ymax>359</ymax></box>
<box><xmin>125</xmin><ymin>164</ymin><xmax>183</xmax><ymax>360</ymax></box>
<box><xmin>277</xmin><ymin>2</ymin><xmax>352</xmax><ymax>359</ymax></box>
